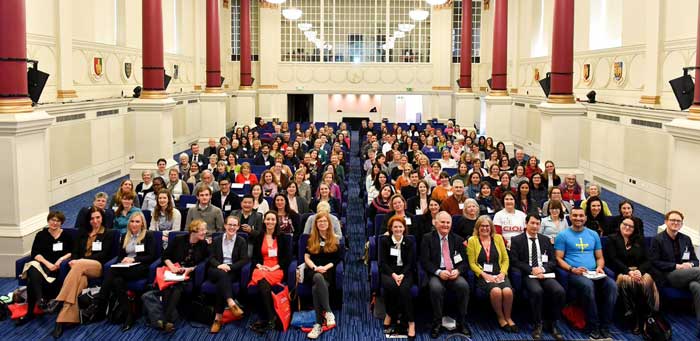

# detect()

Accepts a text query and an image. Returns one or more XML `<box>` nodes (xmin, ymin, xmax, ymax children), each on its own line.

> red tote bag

<box><xmin>272</xmin><ymin>285</ymin><xmax>292</xmax><ymax>331</ymax></box>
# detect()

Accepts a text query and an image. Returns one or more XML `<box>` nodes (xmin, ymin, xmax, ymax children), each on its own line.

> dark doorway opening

<box><xmin>287</xmin><ymin>94</ymin><xmax>313</xmax><ymax>123</ymax></box>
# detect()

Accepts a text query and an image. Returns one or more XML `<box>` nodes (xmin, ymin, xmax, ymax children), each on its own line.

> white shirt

<box><xmin>493</xmin><ymin>209</ymin><xmax>527</xmax><ymax>246</ymax></box>
<box><xmin>391</xmin><ymin>235</ymin><xmax>404</xmax><ymax>267</ymax></box>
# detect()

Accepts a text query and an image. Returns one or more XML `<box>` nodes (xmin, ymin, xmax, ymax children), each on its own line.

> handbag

<box><xmin>562</xmin><ymin>304</ymin><xmax>586</xmax><ymax>330</ymax></box>
<box><xmin>290</xmin><ymin>310</ymin><xmax>316</xmax><ymax>328</ymax></box>
<box><xmin>155</xmin><ymin>263</ymin><xmax>189</xmax><ymax>291</ymax></box>
<box><xmin>643</xmin><ymin>311</ymin><xmax>672</xmax><ymax>341</ymax></box>
<box><xmin>7</xmin><ymin>303</ymin><xmax>42</xmax><ymax>319</ymax></box>
<box><xmin>272</xmin><ymin>285</ymin><xmax>292</xmax><ymax>331</ymax></box>
<box><xmin>141</xmin><ymin>290</ymin><xmax>167</xmax><ymax>327</ymax></box>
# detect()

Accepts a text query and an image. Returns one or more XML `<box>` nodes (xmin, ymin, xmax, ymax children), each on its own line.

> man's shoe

<box><xmin>588</xmin><ymin>329</ymin><xmax>603</xmax><ymax>340</ymax></box>
<box><xmin>551</xmin><ymin>321</ymin><xmax>564</xmax><ymax>341</ymax></box>
<box><xmin>210</xmin><ymin>320</ymin><xmax>222</xmax><ymax>334</ymax></box>
<box><xmin>531</xmin><ymin>322</ymin><xmax>543</xmax><ymax>340</ymax></box>
<box><xmin>599</xmin><ymin>328</ymin><xmax>612</xmax><ymax>339</ymax></box>
<box><xmin>455</xmin><ymin>323</ymin><xmax>472</xmax><ymax>337</ymax></box>
<box><xmin>430</xmin><ymin>324</ymin><xmax>441</xmax><ymax>339</ymax></box>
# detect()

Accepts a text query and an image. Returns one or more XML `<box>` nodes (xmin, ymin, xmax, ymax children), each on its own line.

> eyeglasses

<box><xmin>668</xmin><ymin>219</ymin><xmax>683</xmax><ymax>224</ymax></box>
<box><xmin>621</xmin><ymin>222</ymin><xmax>635</xmax><ymax>229</ymax></box>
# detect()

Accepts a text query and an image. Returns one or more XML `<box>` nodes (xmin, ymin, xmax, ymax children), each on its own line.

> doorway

<box><xmin>396</xmin><ymin>95</ymin><xmax>423</xmax><ymax>123</ymax></box>
<box><xmin>287</xmin><ymin>94</ymin><xmax>313</xmax><ymax>123</ymax></box>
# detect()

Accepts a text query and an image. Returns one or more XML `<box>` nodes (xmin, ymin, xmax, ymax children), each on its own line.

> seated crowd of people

<box><xmin>360</xmin><ymin>119</ymin><xmax>700</xmax><ymax>340</ymax></box>
<box><xmin>18</xmin><ymin>119</ymin><xmax>351</xmax><ymax>339</ymax></box>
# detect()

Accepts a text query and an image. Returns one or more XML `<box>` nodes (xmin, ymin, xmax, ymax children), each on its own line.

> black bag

<box><xmin>643</xmin><ymin>311</ymin><xmax>672</xmax><ymax>341</ymax></box>
<box><xmin>107</xmin><ymin>299</ymin><xmax>127</xmax><ymax>324</ymax></box>
<box><xmin>78</xmin><ymin>291</ymin><xmax>101</xmax><ymax>324</ymax></box>
<box><xmin>187</xmin><ymin>295</ymin><xmax>215</xmax><ymax>325</ymax></box>
<box><xmin>141</xmin><ymin>290</ymin><xmax>166</xmax><ymax>328</ymax></box>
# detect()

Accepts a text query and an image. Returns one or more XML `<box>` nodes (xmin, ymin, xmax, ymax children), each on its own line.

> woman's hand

<box><xmin>495</xmin><ymin>273</ymin><xmax>506</xmax><ymax>282</ymax></box>
<box><xmin>218</xmin><ymin>264</ymin><xmax>231</xmax><ymax>272</ymax></box>
<box><xmin>68</xmin><ymin>260</ymin><xmax>76</xmax><ymax>268</ymax></box>
<box><xmin>122</xmin><ymin>257</ymin><xmax>135</xmax><ymax>264</ymax></box>
<box><xmin>481</xmin><ymin>273</ymin><xmax>495</xmax><ymax>283</ymax></box>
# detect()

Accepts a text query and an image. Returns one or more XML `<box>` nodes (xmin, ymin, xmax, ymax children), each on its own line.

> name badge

<box><xmin>265</xmin><ymin>161</ymin><xmax>270</xmax><ymax>166</ymax></box>
<box><xmin>92</xmin><ymin>241</ymin><xmax>102</xmax><ymax>251</ymax></box>
<box><xmin>244</xmin><ymin>181</ymin><xmax>251</xmax><ymax>185</ymax></box>
<box><xmin>405</xmin><ymin>217</ymin><xmax>412</xmax><ymax>225</ymax></box>
<box><xmin>447</xmin><ymin>191</ymin><xmax>453</xmax><ymax>197</ymax></box>
<box><xmin>542</xmin><ymin>254</ymin><xmax>549</xmax><ymax>263</ymax></box>
<box><xmin>224</xmin><ymin>205</ymin><xmax>232</xmax><ymax>211</ymax></box>
<box><xmin>683</xmin><ymin>250</ymin><xmax>691</xmax><ymax>261</ymax></box>
<box><xmin>483</xmin><ymin>263</ymin><xmax>493</xmax><ymax>272</ymax></box>
<box><xmin>415</xmin><ymin>209</ymin><xmax>423</xmax><ymax>215</ymax></box>
<box><xmin>459</xmin><ymin>203</ymin><xmax>465</xmax><ymax>210</ymax></box>
<box><xmin>320</xmin><ymin>241</ymin><xmax>326</xmax><ymax>247</ymax></box>
<box><xmin>453</xmin><ymin>254</ymin><xmax>463</xmax><ymax>264</ymax></box>
<box><xmin>487</xmin><ymin>207</ymin><xmax>495</xmax><ymax>214</ymax></box>
<box><xmin>268</xmin><ymin>248</ymin><xmax>278</xmax><ymax>257</ymax></box>
<box><xmin>390</xmin><ymin>248</ymin><xmax>400</xmax><ymax>257</ymax></box>
<box><xmin>112</xmin><ymin>206</ymin><xmax>118</xmax><ymax>212</ymax></box>
<box><xmin>135</xmin><ymin>244</ymin><xmax>145</xmax><ymax>253</ymax></box>
<box><xmin>305</xmin><ymin>180</ymin><xmax>311</xmax><ymax>185</ymax></box>
<box><xmin>243</xmin><ymin>148</ymin><xmax>247</xmax><ymax>151</ymax></box>
<box><xmin>53</xmin><ymin>242</ymin><xmax>63</xmax><ymax>252</ymax></box>
<box><xmin>138</xmin><ymin>192</ymin><xmax>144</xmax><ymax>196</ymax></box>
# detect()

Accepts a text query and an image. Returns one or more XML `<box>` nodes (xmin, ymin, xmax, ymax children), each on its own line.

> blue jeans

<box><xmin>567</xmin><ymin>274</ymin><xmax>618</xmax><ymax>329</ymax></box>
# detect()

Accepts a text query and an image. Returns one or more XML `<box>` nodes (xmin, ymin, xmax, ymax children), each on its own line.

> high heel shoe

<box><xmin>383</xmin><ymin>323</ymin><xmax>394</xmax><ymax>335</ymax></box>
<box><xmin>51</xmin><ymin>323</ymin><xmax>64</xmax><ymax>339</ymax></box>
<box><xmin>15</xmin><ymin>314</ymin><xmax>34</xmax><ymax>326</ymax></box>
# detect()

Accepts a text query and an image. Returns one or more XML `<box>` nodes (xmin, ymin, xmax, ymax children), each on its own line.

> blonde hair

<box><xmin>122</xmin><ymin>211</ymin><xmax>148</xmax><ymax>249</ymax></box>
<box><xmin>473</xmin><ymin>215</ymin><xmax>495</xmax><ymax>238</ymax></box>
<box><xmin>188</xmin><ymin>219</ymin><xmax>207</xmax><ymax>233</ymax></box>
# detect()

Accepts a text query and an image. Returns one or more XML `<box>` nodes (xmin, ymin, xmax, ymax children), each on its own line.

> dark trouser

<box><xmin>95</xmin><ymin>265</ymin><xmax>148</xmax><ymax>312</ymax></box>
<box><xmin>312</xmin><ymin>273</ymin><xmax>332</xmax><ymax>324</ymax></box>
<box><xmin>25</xmin><ymin>267</ymin><xmax>59</xmax><ymax>316</ymax></box>
<box><xmin>257</xmin><ymin>279</ymin><xmax>276</xmax><ymax>322</ymax></box>
<box><xmin>208</xmin><ymin>268</ymin><xmax>240</xmax><ymax>314</ymax></box>
<box><xmin>667</xmin><ymin>268</ymin><xmax>700</xmax><ymax>322</ymax></box>
<box><xmin>568</xmin><ymin>275</ymin><xmax>618</xmax><ymax>330</ymax></box>
<box><xmin>163</xmin><ymin>282</ymin><xmax>186</xmax><ymax>323</ymax></box>
<box><xmin>523</xmin><ymin>277</ymin><xmax>565</xmax><ymax>324</ymax></box>
<box><xmin>381</xmin><ymin>274</ymin><xmax>414</xmax><ymax>322</ymax></box>
<box><xmin>428</xmin><ymin>276</ymin><xmax>470</xmax><ymax>325</ymax></box>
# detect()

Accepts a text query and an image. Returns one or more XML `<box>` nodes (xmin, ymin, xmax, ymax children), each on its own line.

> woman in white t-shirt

<box><xmin>492</xmin><ymin>191</ymin><xmax>527</xmax><ymax>247</ymax></box>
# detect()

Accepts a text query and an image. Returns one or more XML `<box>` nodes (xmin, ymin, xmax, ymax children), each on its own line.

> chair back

<box><xmin>179</xmin><ymin>195</ymin><xmax>197</xmax><ymax>208</ymax></box>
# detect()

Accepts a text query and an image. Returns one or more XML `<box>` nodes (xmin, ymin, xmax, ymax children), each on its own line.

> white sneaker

<box><xmin>307</xmin><ymin>324</ymin><xmax>323</xmax><ymax>339</ymax></box>
<box><xmin>324</xmin><ymin>311</ymin><xmax>336</xmax><ymax>327</ymax></box>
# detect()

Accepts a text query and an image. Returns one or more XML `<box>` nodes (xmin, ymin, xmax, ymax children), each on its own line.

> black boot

<box><xmin>15</xmin><ymin>313</ymin><xmax>34</xmax><ymax>326</ymax></box>
<box><xmin>121</xmin><ymin>312</ymin><xmax>135</xmax><ymax>332</ymax></box>
<box><xmin>51</xmin><ymin>323</ymin><xmax>64</xmax><ymax>339</ymax></box>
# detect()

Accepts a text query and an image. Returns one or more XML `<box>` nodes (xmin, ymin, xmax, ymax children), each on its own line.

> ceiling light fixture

<box><xmin>398</xmin><ymin>23</ymin><xmax>415</xmax><ymax>32</ymax></box>
<box><xmin>425</xmin><ymin>0</ymin><xmax>447</xmax><ymax>5</ymax></box>
<box><xmin>283</xmin><ymin>7</ymin><xmax>303</xmax><ymax>20</ymax></box>
<box><xmin>265</xmin><ymin>0</ymin><xmax>286</xmax><ymax>4</ymax></box>
<box><xmin>298</xmin><ymin>23</ymin><xmax>312</xmax><ymax>31</ymax></box>
<box><xmin>409</xmin><ymin>8</ymin><xmax>429</xmax><ymax>21</ymax></box>
<box><xmin>394</xmin><ymin>31</ymin><xmax>406</xmax><ymax>38</ymax></box>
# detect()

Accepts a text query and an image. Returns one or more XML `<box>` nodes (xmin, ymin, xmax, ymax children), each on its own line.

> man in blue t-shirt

<box><xmin>555</xmin><ymin>207</ymin><xmax>617</xmax><ymax>340</ymax></box>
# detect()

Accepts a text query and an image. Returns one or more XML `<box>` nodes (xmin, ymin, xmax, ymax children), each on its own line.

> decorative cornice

<box><xmin>0</xmin><ymin>111</ymin><xmax>55</xmax><ymax>137</ymax></box>
<box><xmin>665</xmin><ymin>118</ymin><xmax>700</xmax><ymax>143</ymax></box>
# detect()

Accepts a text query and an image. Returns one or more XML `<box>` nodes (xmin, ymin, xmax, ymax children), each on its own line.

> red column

<box><xmin>240</xmin><ymin>0</ymin><xmax>253</xmax><ymax>88</ymax></box>
<box><xmin>206</xmin><ymin>0</ymin><xmax>222</xmax><ymax>90</ymax></box>
<box><xmin>458</xmin><ymin>0</ymin><xmax>473</xmax><ymax>90</ymax></box>
<box><xmin>0</xmin><ymin>0</ymin><xmax>32</xmax><ymax>113</ymax></box>
<box><xmin>142</xmin><ymin>0</ymin><xmax>166</xmax><ymax>98</ymax></box>
<box><xmin>548</xmin><ymin>0</ymin><xmax>575</xmax><ymax>103</ymax></box>
<box><xmin>490</xmin><ymin>0</ymin><xmax>508</xmax><ymax>94</ymax></box>
<box><xmin>691</xmin><ymin>0</ymin><xmax>700</xmax><ymax>119</ymax></box>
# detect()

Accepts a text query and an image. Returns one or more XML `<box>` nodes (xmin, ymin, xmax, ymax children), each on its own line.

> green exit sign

<box><xmin>406</xmin><ymin>87</ymin><xmax>413</xmax><ymax>92</ymax></box>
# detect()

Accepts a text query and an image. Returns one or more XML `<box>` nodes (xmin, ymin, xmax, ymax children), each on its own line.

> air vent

<box><xmin>593</xmin><ymin>175</ymin><xmax>617</xmax><ymax>191</ymax></box>
<box><xmin>514</xmin><ymin>103</ymin><xmax>525</xmax><ymax>107</ymax></box>
<box><xmin>188</xmin><ymin>99</ymin><xmax>198</xmax><ymax>104</ymax></box>
<box><xmin>596</xmin><ymin>113</ymin><xmax>620</xmax><ymax>122</ymax></box>
<box><xmin>176</xmin><ymin>101</ymin><xmax>184</xmax><ymax>105</ymax></box>
<box><xmin>56</xmin><ymin>113</ymin><xmax>86</xmax><ymax>122</ymax></box>
<box><xmin>127</xmin><ymin>108</ymin><xmax>135</xmax><ymax>112</ymax></box>
<box><xmin>96</xmin><ymin>109</ymin><xmax>119</xmax><ymax>117</ymax></box>
<box><xmin>98</xmin><ymin>170</ymin><xmax>122</xmax><ymax>183</ymax></box>
<box><xmin>631</xmin><ymin>119</ymin><xmax>662</xmax><ymax>129</ymax></box>
<box><xmin>529</xmin><ymin>104</ymin><xmax>538</xmax><ymax>109</ymax></box>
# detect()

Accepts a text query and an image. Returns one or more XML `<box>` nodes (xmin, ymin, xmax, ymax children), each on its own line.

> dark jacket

<box><xmin>379</xmin><ymin>235</ymin><xmax>416</xmax><ymax>278</ymax></box>
<box><xmin>75</xmin><ymin>206</ymin><xmax>114</xmax><ymax>231</ymax></box>
<box><xmin>251</xmin><ymin>233</ymin><xmax>291</xmax><ymax>282</ymax></box>
<box><xmin>420</xmin><ymin>230</ymin><xmax>468</xmax><ymax>276</ymax></box>
<box><xmin>164</xmin><ymin>233</ymin><xmax>210</xmax><ymax>267</ymax></box>
<box><xmin>230</xmin><ymin>209</ymin><xmax>263</xmax><ymax>239</ymax></box>
<box><xmin>253</xmin><ymin>153</ymin><xmax>274</xmax><ymax>166</ymax></box>
<box><xmin>73</xmin><ymin>228</ymin><xmax>118</xmax><ymax>265</ymax></box>
<box><xmin>604</xmin><ymin>233</ymin><xmax>654</xmax><ymax>276</ymax></box>
<box><xmin>509</xmin><ymin>232</ymin><xmax>557</xmax><ymax>275</ymax></box>
<box><xmin>31</xmin><ymin>228</ymin><xmax>74</xmax><ymax>268</ymax></box>
<box><xmin>117</xmin><ymin>230</ymin><xmax>158</xmax><ymax>265</ymax></box>
<box><xmin>211</xmin><ymin>190</ymin><xmax>242</xmax><ymax>218</ymax></box>
<box><xmin>649</xmin><ymin>230</ymin><xmax>699</xmax><ymax>284</ymax></box>
<box><xmin>208</xmin><ymin>234</ymin><xmax>248</xmax><ymax>276</ymax></box>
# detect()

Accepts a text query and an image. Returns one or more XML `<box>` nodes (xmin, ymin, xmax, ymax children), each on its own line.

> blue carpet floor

<box><xmin>6</xmin><ymin>132</ymin><xmax>690</xmax><ymax>340</ymax></box>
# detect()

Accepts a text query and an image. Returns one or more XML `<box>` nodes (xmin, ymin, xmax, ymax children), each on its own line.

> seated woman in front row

<box><xmin>248</xmin><ymin>211</ymin><xmax>291</xmax><ymax>334</ymax></box>
<box><xmin>379</xmin><ymin>216</ymin><xmax>416</xmax><ymax>340</ymax></box>
<box><xmin>208</xmin><ymin>215</ymin><xmax>248</xmax><ymax>334</ymax></box>
<box><xmin>160</xmin><ymin>219</ymin><xmax>210</xmax><ymax>333</ymax></box>
<box><xmin>16</xmin><ymin>212</ymin><xmax>73</xmax><ymax>326</ymax></box>
<box><xmin>467</xmin><ymin>215</ymin><xmax>518</xmax><ymax>333</ymax></box>
<box><xmin>304</xmin><ymin>212</ymin><xmax>342</xmax><ymax>339</ymax></box>
<box><xmin>88</xmin><ymin>211</ymin><xmax>157</xmax><ymax>331</ymax></box>
<box><xmin>52</xmin><ymin>208</ymin><xmax>117</xmax><ymax>338</ymax></box>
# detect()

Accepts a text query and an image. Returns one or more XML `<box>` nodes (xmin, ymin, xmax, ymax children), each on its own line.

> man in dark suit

<box><xmin>207</xmin><ymin>215</ymin><xmax>248</xmax><ymax>333</ymax></box>
<box><xmin>510</xmin><ymin>214</ymin><xmax>565</xmax><ymax>340</ymax></box>
<box><xmin>231</xmin><ymin>195</ymin><xmax>263</xmax><ymax>240</ymax></box>
<box><xmin>190</xmin><ymin>142</ymin><xmax>205</xmax><ymax>167</ymax></box>
<box><xmin>509</xmin><ymin>149</ymin><xmax>527</xmax><ymax>170</ymax></box>
<box><xmin>75</xmin><ymin>192</ymin><xmax>114</xmax><ymax>230</ymax></box>
<box><xmin>253</xmin><ymin>144</ymin><xmax>274</xmax><ymax>166</ymax></box>
<box><xmin>204</xmin><ymin>138</ymin><xmax>218</xmax><ymax>158</ymax></box>
<box><xmin>420</xmin><ymin>211</ymin><xmax>471</xmax><ymax>339</ymax></box>
<box><xmin>211</xmin><ymin>178</ymin><xmax>241</xmax><ymax>219</ymax></box>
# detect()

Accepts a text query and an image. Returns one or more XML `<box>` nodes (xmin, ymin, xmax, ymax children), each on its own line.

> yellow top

<box><xmin>467</xmin><ymin>233</ymin><xmax>509</xmax><ymax>277</ymax></box>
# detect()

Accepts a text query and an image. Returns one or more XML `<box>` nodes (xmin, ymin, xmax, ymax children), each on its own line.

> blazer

<box><xmin>253</xmin><ymin>153</ymin><xmax>275</xmax><ymax>166</ymax></box>
<box><xmin>649</xmin><ymin>230</ymin><xmax>699</xmax><ymax>282</ymax></box>
<box><xmin>289</xmin><ymin>195</ymin><xmax>310</xmax><ymax>215</ymax></box>
<box><xmin>251</xmin><ymin>233</ymin><xmax>291</xmax><ymax>282</ymax></box>
<box><xmin>164</xmin><ymin>234</ymin><xmax>210</xmax><ymax>267</ymax></box>
<box><xmin>420</xmin><ymin>231</ymin><xmax>469</xmax><ymax>276</ymax></box>
<box><xmin>509</xmin><ymin>232</ymin><xmax>557</xmax><ymax>275</ymax></box>
<box><xmin>604</xmin><ymin>233</ymin><xmax>653</xmax><ymax>275</ymax></box>
<box><xmin>117</xmin><ymin>230</ymin><xmax>158</xmax><ymax>265</ymax></box>
<box><xmin>467</xmin><ymin>234</ymin><xmax>509</xmax><ymax>277</ymax></box>
<box><xmin>75</xmin><ymin>206</ymin><xmax>114</xmax><ymax>231</ymax></box>
<box><xmin>190</xmin><ymin>153</ymin><xmax>205</xmax><ymax>166</ymax></box>
<box><xmin>211</xmin><ymin>190</ymin><xmax>242</xmax><ymax>218</ymax></box>
<box><xmin>73</xmin><ymin>228</ymin><xmax>117</xmax><ymax>265</ymax></box>
<box><xmin>230</xmin><ymin>209</ymin><xmax>263</xmax><ymax>239</ymax></box>
<box><xmin>406</xmin><ymin>195</ymin><xmax>429</xmax><ymax>215</ymax></box>
<box><xmin>379</xmin><ymin>235</ymin><xmax>416</xmax><ymax>277</ymax></box>
<box><xmin>208</xmin><ymin>234</ymin><xmax>248</xmax><ymax>274</ymax></box>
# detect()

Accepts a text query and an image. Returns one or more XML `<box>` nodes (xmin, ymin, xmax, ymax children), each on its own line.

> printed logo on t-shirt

<box><xmin>576</xmin><ymin>237</ymin><xmax>589</xmax><ymax>252</ymax></box>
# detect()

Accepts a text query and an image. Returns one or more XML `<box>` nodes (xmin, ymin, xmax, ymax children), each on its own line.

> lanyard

<box><xmin>482</xmin><ymin>240</ymin><xmax>491</xmax><ymax>263</ymax></box>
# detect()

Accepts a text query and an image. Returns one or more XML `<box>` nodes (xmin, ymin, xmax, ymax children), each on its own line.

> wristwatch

<box><xmin>568</xmin><ymin>266</ymin><xmax>573</xmax><ymax>272</ymax></box>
